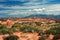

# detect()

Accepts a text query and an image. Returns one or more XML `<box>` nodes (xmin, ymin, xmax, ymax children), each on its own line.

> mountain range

<box><xmin>0</xmin><ymin>14</ymin><xmax>60</xmax><ymax>19</ymax></box>
<box><xmin>25</xmin><ymin>14</ymin><xmax>60</xmax><ymax>19</ymax></box>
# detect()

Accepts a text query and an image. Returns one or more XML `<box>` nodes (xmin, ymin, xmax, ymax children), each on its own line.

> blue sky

<box><xmin>0</xmin><ymin>0</ymin><xmax>60</xmax><ymax>17</ymax></box>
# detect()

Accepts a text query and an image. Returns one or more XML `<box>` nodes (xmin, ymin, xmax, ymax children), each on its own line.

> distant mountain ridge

<box><xmin>0</xmin><ymin>14</ymin><xmax>60</xmax><ymax>19</ymax></box>
<box><xmin>25</xmin><ymin>14</ymin><xmax>60</xmax><ymax>19</ymax></box>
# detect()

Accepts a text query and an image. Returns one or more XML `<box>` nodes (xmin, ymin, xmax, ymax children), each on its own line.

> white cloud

<box><xmin>46</xmin><ymin>4</ymin><xmax>60</xmax><ymax>10</ymax></box>
<box><xmin>23</xmin><ymin>0</ymin><xmax>55</xmax><ymax>6</ymax></box>
<box><xmin>34</xmin><ymin>8</ymin><xmax>45</xmax><ymax>11</ymax></box>
<box><xmin>0</xmin><ymin>5</ymin><xmax>45</xmax><ymax>10</ymax></box>
<box><xmin>23</xmin><ymin>0</ymin><xmax>42</xmax><ymax>6</ymax></box>
<box><xmin>45</xmin><ymin>4</ymin><xmax>60</xmax><ymax>15</ymax></box>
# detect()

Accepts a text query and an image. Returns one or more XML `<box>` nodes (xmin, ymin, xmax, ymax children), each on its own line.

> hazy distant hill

<box><xmin>25</xmin><ymin>14</ymin><xmax>60</xmax><ymax>19</ymax></box>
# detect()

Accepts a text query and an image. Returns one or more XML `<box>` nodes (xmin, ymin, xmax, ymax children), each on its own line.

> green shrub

<box><xmin>3</xmin><ymin>35</ymin><xmax>19</xmax><ymax>40</ymax></box>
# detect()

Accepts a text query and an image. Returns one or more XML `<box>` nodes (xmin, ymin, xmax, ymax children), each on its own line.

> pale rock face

<box><xmin>1</xmin><ymin>22</ymin><xmax>7</xmax><ymax>25</ymax></box>
<box><xmin>0</xmin><ymin>35</ymin><xmax>3</xmax><ymax>40</ymax></box>
<box><xmin>13</xmin><ymin>32</ymin><xmax>39</xmax><ymax>40</ymax></box>
<box><xmin>48</xmin><ymin>34</ymin><xmax>54</xmax><ymax>40</ymax></box>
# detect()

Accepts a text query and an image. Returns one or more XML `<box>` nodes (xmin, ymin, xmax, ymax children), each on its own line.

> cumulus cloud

<box><xmin>34</xmin><ymin>8</ymin><xmax>45</xmax><ymax>11</ymax></box>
